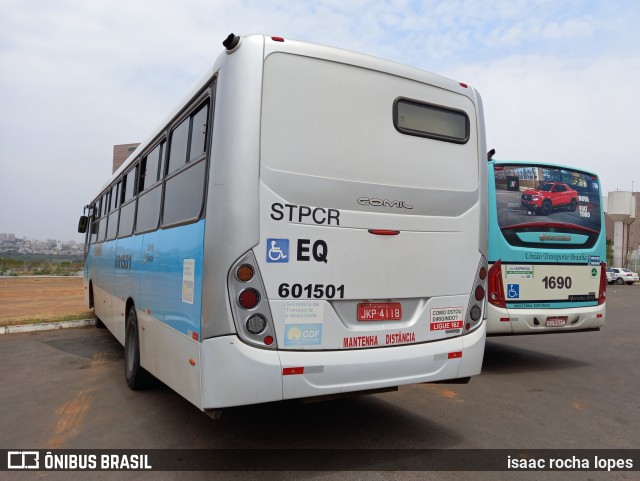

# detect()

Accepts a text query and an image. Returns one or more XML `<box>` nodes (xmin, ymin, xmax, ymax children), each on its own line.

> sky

<box><xmin>1</xmin><ymin>0</ymin><xmax>639</xmax><ymax>241</ymax></box>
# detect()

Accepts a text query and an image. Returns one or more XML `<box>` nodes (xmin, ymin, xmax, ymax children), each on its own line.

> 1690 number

<box><xmin>278</xmin><ymin>283</ymin><xmax>345</xmax><ymax>299</ymax></box>
<box><xmin>541</xmin><ymin>276</ymin><xmax>572</xmax><ymax>289</ymax></box>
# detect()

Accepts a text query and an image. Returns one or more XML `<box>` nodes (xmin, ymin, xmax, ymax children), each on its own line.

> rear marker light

<box><xmin>597</xmin><ymin>314</ymin><xmax>603</xmax><ymax>318</ymax></box>
<box><xmin>236</xmin><ymin>264</ymin><xmax>254</xmax><ymax>282</ymax></box>
<box><xmin>368</xmin><ymin>229</ymin><xmax>400</xmax><ymax>236</ymax></box>
<box><xmin>189</xmin><ymin>358</ymin><xmax>196</xmax><ymax>366</ymax></box>
<box><xmin>283</xmin><ymin>367</ymin><xmax>304</xmax><ymax>375</ymax></box>
<box><xmin>470</xmin><ymin>305</ymin><xmax>481</xmax><ymax>321</ymax></box>
<box><xmin>448</xmin><ymin>351</ymin><xmax>462</xmax><ymax>359</ymax></box>
<box><xmin>238</xmin><ymin>289</ymin><xmax>260</xmax><ymax>309</ymax></box>
<box><xmin>459</xmin><ymin>82</ymin><xmax>468</xmax><ymax>88</ymax></box>
<box><xmin>500</xmin><ymin>317</ymin><xmax>510</xmax><ymax>322</ymax></box>
<box><xmin>271</xmin><ymin>36</ymin><xmax>284</xmax><ymax>42</ymax></box>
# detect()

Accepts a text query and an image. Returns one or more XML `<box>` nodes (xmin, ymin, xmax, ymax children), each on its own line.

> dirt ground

<box><xmin>0</xmin><ymin>277</ymin><xmax>93</xmax><ymax>325</ymax></box>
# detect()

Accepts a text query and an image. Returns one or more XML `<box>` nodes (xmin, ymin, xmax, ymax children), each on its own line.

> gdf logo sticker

<box><xmin>284</xmin><ymin>323</ymin><xmax>322</xmax><ymax>346</ymax></box>
<box><xmin>266</xmin><ymin>238</ymin><xmax>289</xmax><ymax>263</ymax></box>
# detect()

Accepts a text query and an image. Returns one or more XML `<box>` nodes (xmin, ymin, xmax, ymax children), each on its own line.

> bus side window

<box><xmin>90</xmin><ymin>202</ymin><xmax>99</xmax><ymax>244</ymax></box>
<box><xmin>135</xmin><ymin>142</ymin><xmax>164</xmax><ymax>234</ymax></box>
<box><xmin>189</xmin><ymin>103</ymin><xmax>208</xmax><ymax>162</ymax></box>
<box><xmin>106</xmin><ymin>184</ymin><xmax>120</xmax><ymax>241</ymax></box>
<box><xmin>162</xmin><ymin>161</ymin><xmax>206</xmax><ymax>226</ymax></box>
<box><xmin>162</xmin><ymin>100</ymin><xmax>210</xmax><ymax>226</ymax></box>
<box><xmin>98</xmin><ymin>193</ymin><xmax>109</xmax><ymax>242</ymax></box>
<box><xmin>139</xmin><ymin>142</ymin><xmax>163</xmax><ymax>193</ymax></box>
<box><xmin>166</xmin><ymin>117</ymin><xmax>189</xmax><ymax>176</ymax></box>
<box><xmin>119</xmin><ymin>164</ymin><xmax>139</xmax><ymax>238</ymax></box>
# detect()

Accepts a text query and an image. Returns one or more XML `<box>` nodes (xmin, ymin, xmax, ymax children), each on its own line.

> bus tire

<box><xmin>89</xmin><ymin>284</ymin><xmax>104</xmax><ymax>328</ymax></box>
<box><xmin>540</xmin><ymin>200</ymin><xmax>552</xmax><ymax>216</ymax></box>
<box><xmin>124</xmin><ymin>308</ymin><xmax>150</xmax><ymax>390</ymax></box>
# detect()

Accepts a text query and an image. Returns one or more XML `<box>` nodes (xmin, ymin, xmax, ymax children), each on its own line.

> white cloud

<box><xmin>0</xmin><ymin>0</ymin><xmax>639</xmax><ymax>239</ymax></box>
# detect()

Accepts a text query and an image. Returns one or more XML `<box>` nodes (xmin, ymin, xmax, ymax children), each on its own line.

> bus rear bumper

<box><xmin>486</xmin><ymin>303</ymin><xmax>605</xmax><ymax>335</ymax></box>
<box><xmin>200</xmin><ymin>325</ymin><xmax>485</xmax><ymax>409</ymax></box>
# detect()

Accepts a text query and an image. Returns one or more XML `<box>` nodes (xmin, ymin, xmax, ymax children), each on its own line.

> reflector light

<box><xmin>189</xmin><ymin>358</ymin><xmax>196</xmax><ymax>366</ymax></box>
<box><xmin>271</xmin><ymin>36</ymin><xmax>284</xmax><ymax>42</ymax></box>
<box><xmin>500</xmin><ymin>317</ymin><xmax>510</xmax><ymax>322</ymax></box>
<box><xmin>236</xmin><ymin>264</ymin><xmax>254</xmax><ymax>282</ymax></box>
<box><xmin>238</xmin><ymin>289</ymin><xmax>260</xmax><ymax>309</ymax></box>
<box><xmin>192</xmin><ymin>332</ymin><xmax>199</xmax><ymax>341</ymax></box>
<box><xmin>465</xmin><ymin>323</ymin><xmax>471</xmax><ymax>331</ymax></box>
<box><xmin>597</xmin><ymin>314</ymin><xmax>603</xmax><ymax>318</ymax></box>
<box><xmin>474</xmin><ymin>285</ymin><xmax>485</xmax><ymax>301</ymax></box>
<box><xmin>283</xmin><ymin>367</ymin><xmax>304</xmax><ymax>375</ymax></box>
<box><xmin>246</xmin><ymin>315</ymin><xmax>267</xmax><ymax>334</ymax></box>
<box><xmin>448</xmin><ymin>351</ymin><xmax>462</xmax><ymax>359</ymax></box>
<box><xmin>264</xmin><ymin>335</ymin><xmax>274</xmax><ymax>345</ymax></box>
<box><xmin>368</xmin><ymin>229</ymin><xmax>400</xmax><ymax>236</ymax></box>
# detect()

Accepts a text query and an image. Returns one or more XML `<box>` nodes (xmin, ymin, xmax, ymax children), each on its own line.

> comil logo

<box><xmin>8</xmin><ymin>451</ymin><xmax>39</xmax><ymax>469</ymax></box>
<box><xmin>357</xmin><ymin>197</ymin><xmax>413</xmax><ymax>210</ymax></box>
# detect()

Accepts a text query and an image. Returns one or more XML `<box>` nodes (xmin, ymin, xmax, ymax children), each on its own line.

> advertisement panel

<box><xmin>494</xmin><ymin>165</ymin><xmax>601</xmax><ymax>234</ymax></box>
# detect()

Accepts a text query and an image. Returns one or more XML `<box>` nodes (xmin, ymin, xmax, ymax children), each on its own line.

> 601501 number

<box><xmin>278</xmin><ymin>283</ymin><xmax>345</xmax><ymax>299</ymax></box>
<box><xmin>541</xmin><ymin>276</ymin><xmax>572</xmax><ymax>289</ymax></box>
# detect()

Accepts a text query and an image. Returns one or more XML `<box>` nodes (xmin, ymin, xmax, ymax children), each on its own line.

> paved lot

<box><xmin>1</xmin><ymin>286</ymin><xmax>639</xmax><ymax>480</ymax></box>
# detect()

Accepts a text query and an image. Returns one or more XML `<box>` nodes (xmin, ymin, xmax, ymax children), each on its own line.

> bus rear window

<box><xmin>493</xmin><ymin>164</ymin><xmax>602</xmax><ymax>248</ymax></box>
<box><xmin>393</xmin><ymin>98</ymin><xmax>469</xmax><ymax>144</ymax></box>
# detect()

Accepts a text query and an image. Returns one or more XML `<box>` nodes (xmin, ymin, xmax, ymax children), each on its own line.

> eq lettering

<box><xmin>296</xmin><ymin>239</ymin><xmax>328</xmax><ymax>263</ymax></box>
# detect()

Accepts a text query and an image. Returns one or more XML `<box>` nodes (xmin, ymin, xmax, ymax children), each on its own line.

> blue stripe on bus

<box><xmin>87</xmin><ymin>220</ymin><xmax>205</xmax><ymax>339</ymax></box>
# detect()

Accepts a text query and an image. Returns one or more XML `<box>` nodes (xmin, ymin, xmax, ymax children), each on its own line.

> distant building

<box><xmin>113</xmin><ymin>143</ymin><xmax>140</xmax><ymax>174</ymax></box>
<box><xmin>604</xmin><ymin>191</ymin><xmax>640</xmax><ymax>270</ymax></box>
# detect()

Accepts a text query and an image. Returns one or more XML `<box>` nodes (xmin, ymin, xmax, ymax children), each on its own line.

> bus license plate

<box><xmin>545</xmin><ymin>316</ymin><xmax>568</xmax><ymax>327</ymax></box>
<box><xmin>358</xmin><ymin>303</ymin><xmax>402</xmax><ymax>321</ymax></box>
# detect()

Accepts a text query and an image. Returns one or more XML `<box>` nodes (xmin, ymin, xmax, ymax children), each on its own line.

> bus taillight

<box><xmin>598</xmin><ymin>262</ymin><xmax>607</xmax><ymax>305</ymax></box>
<box><xmin>464</xmin><ymin>255</ymin><xmax>488</xmax><ymax>333</ymax></box>
<box><xmin>228</xmin><ymin>251</ymin><xmax>278</xmax><ymax>349</ymax></box>
<box><xmin>488</xmin><ymin>260</ymin><xmax>506</xmax><ymax>308</ymax></box>
<box><xmin>238</xmin><ymin>289</ymin><xmax>260</xmax><ymax>309</ymax></box>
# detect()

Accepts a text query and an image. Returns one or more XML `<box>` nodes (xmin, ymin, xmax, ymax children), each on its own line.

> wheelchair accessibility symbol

<box><xmin>266</xmin><ymin>238</ymin><xmax>289</xmax><ymax>263</ymax></box>
<box><xmin>507</xmin><ymin>284</ymin><xmax>520</xmax><ymax>299</ymax></box>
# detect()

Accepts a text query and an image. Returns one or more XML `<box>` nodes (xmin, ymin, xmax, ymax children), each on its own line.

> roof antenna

<box><xmin>223</xmin><ymin>33</ymin><xmax>240</xmax><ymax>51</ymax></box>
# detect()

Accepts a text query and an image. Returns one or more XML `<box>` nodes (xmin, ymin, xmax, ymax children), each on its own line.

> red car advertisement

<box><xmin>520</xmin><ymin>182</ymin><xmax>578</xmax><ymax>216</ymax></box>
<box><xmin>494</xmin><ymin>165</ymin><xmax>601</xmax><ymax>244</ymax></box>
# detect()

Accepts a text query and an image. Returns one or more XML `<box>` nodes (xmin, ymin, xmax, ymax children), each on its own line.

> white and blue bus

<box><xmin>78</xmin><ymin>34</ymin><xmax>488</xmax><ymax>414</ymax></box>
<box><xmin>486</xmin><ymin>160</ymin><xmax>606</xmax><ymax>335</ymax></box>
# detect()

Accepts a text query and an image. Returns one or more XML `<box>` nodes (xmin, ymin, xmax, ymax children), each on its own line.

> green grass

<box><xmin>0</xmin><ymin>310</ymin><xmax>95</xmax><ymax>327</ymax></box>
